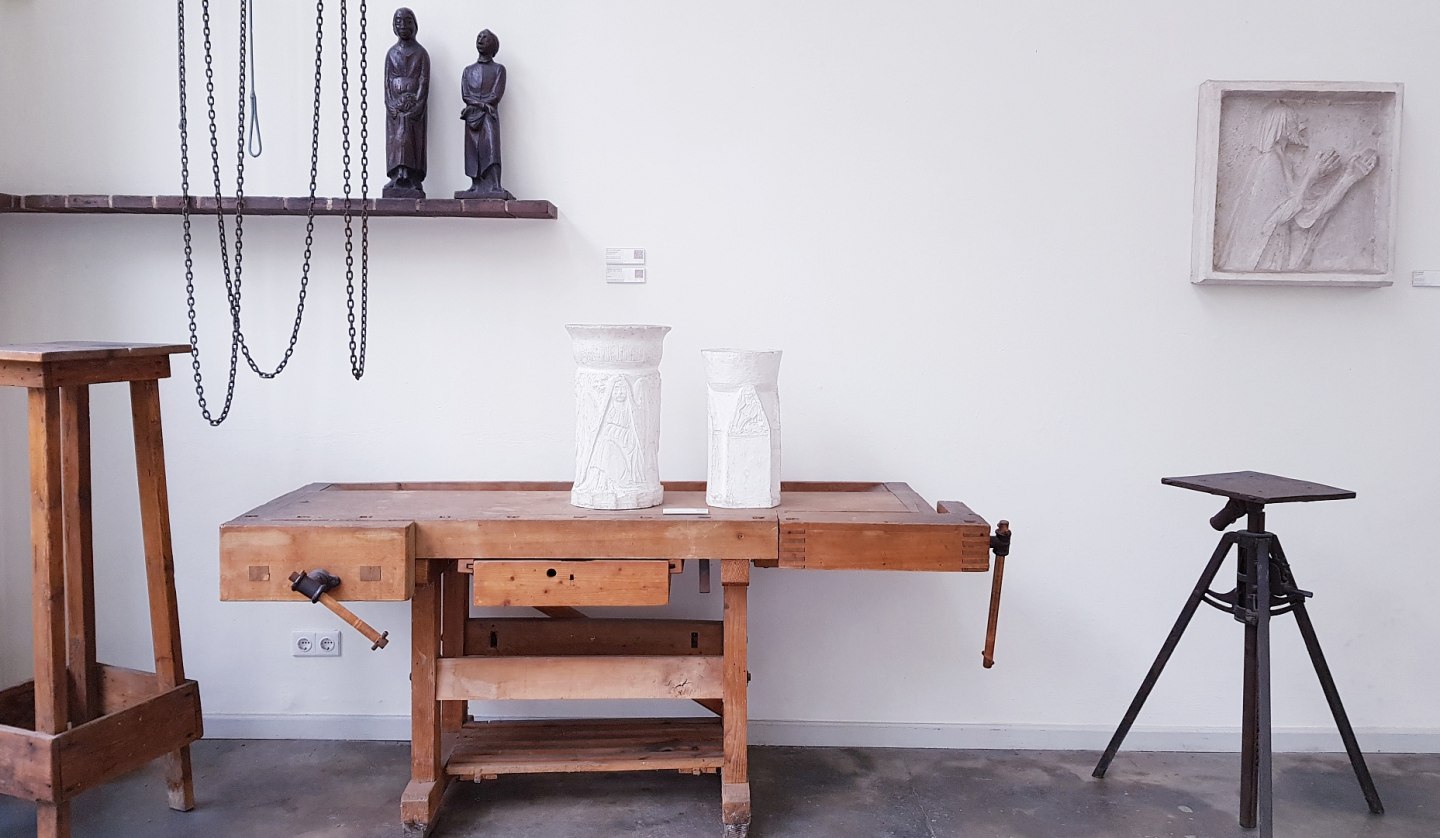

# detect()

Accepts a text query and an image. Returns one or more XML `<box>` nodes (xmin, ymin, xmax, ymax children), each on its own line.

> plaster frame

<box><xmin>1192</xmin><ymin>80</ymin><xmax>1402</xmax><ymax>288</ymax></box>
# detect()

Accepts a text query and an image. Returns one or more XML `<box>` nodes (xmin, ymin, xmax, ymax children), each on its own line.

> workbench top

<box><xmin>220</xmin><ymin>481</ymin><xmax>992</xmax><ymax>602</ymax></box>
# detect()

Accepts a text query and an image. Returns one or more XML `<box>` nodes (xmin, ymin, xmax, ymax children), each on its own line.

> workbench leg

<box><xmin>60</xmin><ymin>386</ymin><xmax>99</xmax><ymax>725</ymax></box>
<box><xmin>402</xmin><ymin>573</ymin><xmax>448</xmax><ymax>836</ymax></box>
<box><xmin>131</xmin><ymin>379</ymin><xmax>196</xmax><ymax>812</ymax></box>
<box><xmin>441</xmin><ymin>566</ymin><xmax>469</xmax><ymax>732</ymax></box>
<box><xmin>36</xmin><ymin>803</ymin><xmax>71</xmax><ymax>838</ymax></box>
<box><xmin>721</xmin><ymin>560</ymin><xmax>751</xmax><ymax>838</ymax></box>
<box><xmin>31</xmin><ymin>388</ymin><xmax>72</xmax><ymax>838</ymax></box>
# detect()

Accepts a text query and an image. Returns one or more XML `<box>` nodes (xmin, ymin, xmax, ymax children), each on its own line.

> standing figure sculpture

<box><xmin>455</xmin><ymin>29</ymin><xmax>514</xmax><ymax>199</ymax></box>
<box><xmin>383</xmin><ymin>7</ymin><xmax>430</xmax><ymax>198</ymax></box>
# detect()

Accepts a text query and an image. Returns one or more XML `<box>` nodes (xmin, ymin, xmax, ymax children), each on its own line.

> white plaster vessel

<box><xmin>567</xmin><ymin>324</ymin><xmax>670</xmax><ymax>510</ymax></box>
<box><xmin>703</xmin><ymin>349</ymin><xmax>782</xmax><ymax>509</ymax></box>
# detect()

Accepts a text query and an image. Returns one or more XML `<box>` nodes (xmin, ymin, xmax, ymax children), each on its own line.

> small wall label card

<box><xmin>1193</xmin><ymin>80</ymin><xmax>1402</xmax><ymax>287</ymax></box>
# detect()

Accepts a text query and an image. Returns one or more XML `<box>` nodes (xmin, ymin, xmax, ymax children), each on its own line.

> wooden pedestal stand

<box><xmin>0</xmin><ymin>342</ymin><xmax>202</xmax><ymax>838</ymax></box>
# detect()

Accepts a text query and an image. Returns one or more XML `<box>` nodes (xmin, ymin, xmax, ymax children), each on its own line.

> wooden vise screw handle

<box><xmin>288</xmin><ymin>570</ymin><xmax>391</xmax><ymax>650</ymax></box>
<box><xmin>981</xmin><ymin>520</ymin><xmax>1011</xmax><ymax>669</ymax></box>
<box><xmin>316</xmin><ymin>592</ymin><xmax>390</xmax><ymax>650</ymax></box>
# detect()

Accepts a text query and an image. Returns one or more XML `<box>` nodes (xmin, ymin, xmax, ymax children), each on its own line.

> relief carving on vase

<box><xmin>704</xmin><ymin>349</ymin><xmax>782</xmax><ymax>509</ymax></box>
<box><xmin>568</xmin><ymin>325</ymin><xmax>669</xmax><ymax>510</ymax></box>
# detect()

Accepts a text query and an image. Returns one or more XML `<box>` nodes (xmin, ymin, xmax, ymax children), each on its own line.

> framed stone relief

<box><xmin>1192</xmin><ymin>81</ymin><xmax>1402</xmax><ymax>287</ymax></box>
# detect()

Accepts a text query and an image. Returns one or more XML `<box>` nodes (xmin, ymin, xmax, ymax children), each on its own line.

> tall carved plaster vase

<box><xmin>567</xmin><ymin>324</ymin><xmax>670</xmax><ymax>510</ymax></box>
<box><xmin>703</xmin><ymin>349</ymin><xmax>782</xmax><ymax>509</ymax></box>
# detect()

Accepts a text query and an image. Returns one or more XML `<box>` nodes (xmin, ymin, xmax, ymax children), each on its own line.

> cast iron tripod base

<box><xmin>1092</xmin><ymin>472</ymin><xmax>1382</xmax><ymax>837</ymax></box>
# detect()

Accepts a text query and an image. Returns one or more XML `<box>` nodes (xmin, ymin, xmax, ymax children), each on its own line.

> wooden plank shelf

<box><xmin>446</xmin><ymin>717</ymin><xmax>723</xmax><ymax>778</ymax></box>
<box><xmin>0</xmin><ymin>192</ymin><xmax>557</xmax><ymax>219</ymax></box>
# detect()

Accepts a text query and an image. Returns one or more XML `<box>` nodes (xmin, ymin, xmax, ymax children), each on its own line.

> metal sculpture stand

<box><xmin>1092</xmin><ymin>471</ymin><xmax>1383</xmax><ymax>837</ymax></box>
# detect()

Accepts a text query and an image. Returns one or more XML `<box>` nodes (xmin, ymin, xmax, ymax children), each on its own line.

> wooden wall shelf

<box><xmin>0</xmin><ymin>192</ymin><xmax>557</xmax><ymax>220</ymax></box>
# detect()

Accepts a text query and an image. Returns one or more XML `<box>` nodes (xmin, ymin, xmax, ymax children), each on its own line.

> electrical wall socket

<box><xmin>292</xmin><ymin>630</ymin><xmax>341</xmax><ymax>657</ymax></box>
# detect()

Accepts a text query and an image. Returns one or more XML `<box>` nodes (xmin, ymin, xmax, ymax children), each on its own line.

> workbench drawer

<box><xmin>469</xmin><ymin>560</ymin><xmax>671</xmax><ymax>607</ymax></box>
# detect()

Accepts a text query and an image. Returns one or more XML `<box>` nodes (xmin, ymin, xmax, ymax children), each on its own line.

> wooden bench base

<box><xmin>0</xmin><ymin>665</ymin><xmax>202</xmax><ymax>805</ymax></box>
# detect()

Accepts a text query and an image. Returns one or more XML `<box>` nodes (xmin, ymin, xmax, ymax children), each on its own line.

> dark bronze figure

<box><xmin>455</xmin><ymin>29</ymin><xmax>513</xmax><ymax>200</ymax></box>
<box><xmin>384</xmin><ymin>7</ymin><xmax>430</xmax><ymax>199</ymax></box>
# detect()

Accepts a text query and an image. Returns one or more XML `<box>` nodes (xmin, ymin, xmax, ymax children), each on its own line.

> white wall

<box><xmin>2</xmin><ymin>0</ymin><xmax>1439</xmax><ymax>749</ymax></box>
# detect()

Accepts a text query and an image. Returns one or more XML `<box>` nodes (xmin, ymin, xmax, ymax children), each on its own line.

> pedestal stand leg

<box><xmin>402</xmin><ymin>573</ymin><xmax>448</xmax><ymax>836</ymax></box>
<box><xmin>721</xmin><ymin>560</ymin><xmax>751</xmax><ymax>838</ymax></box>
<box><xmin>131</xmin><ymin>380</ymin><xmax>196</xmax><ymax>812</ymax></box>
<box><xmin>60</xmin><ymin>387</ymin><xmax>99</xmax><ymax>725</ymax></box>
<box><xmin>1093</xmin><ymin>534</ymin><xmax>1236</xmax><ymax>778</ymax></box>
<box><xmin>31</xmin><ymin>387</ymin><xmax>71</xmax><ymax>837</ymax></box>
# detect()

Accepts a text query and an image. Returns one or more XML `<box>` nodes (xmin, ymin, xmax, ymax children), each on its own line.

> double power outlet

<box><xmin>292</xmin><ymin>630</ymin><xmax>342</xmax><ymax>657</ymax></box>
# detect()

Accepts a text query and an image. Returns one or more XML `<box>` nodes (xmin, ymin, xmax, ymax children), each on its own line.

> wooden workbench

<box><xmin>219</xmin><ymin>481</ymin><xmax>998</xmax><ymax>837</ymax></box>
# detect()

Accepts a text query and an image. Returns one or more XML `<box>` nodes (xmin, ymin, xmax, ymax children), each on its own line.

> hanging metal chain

<box><xmin>338</xmin><ymin>0</ymin><xmax>372</xmax><ymax>380</ymax></box>
<box><xmin>178</xmin><ymin>0</ymin><xmax>241</xmax><ymax>426</ymax></box>
<box><xmin>218</xmin><ymin>0</ymin><xmax>249</xmax><ymax>348</ymax></box>
<box><xmin>231</xmin><ymin>0</ymin><xmax>327</xmax><ymax>381</ymax></box>
<box><xmin>350</xmin><ymin>0</ymin><xmax>371</xmax><ymax>380</ymax></box>
<box><xmin>197</xmin><ymin>0</ymin><xmax>246</xmax><ymax>334</ymax></box>
<box><xmin>178</xmin><ymin>0</ymin><xmax>370</xmax><ymax>422</ymax></box>
<box><xmin>177</xmin><ymin>0</ymin><xmax>254</xmax><ymax>426</ymax></box>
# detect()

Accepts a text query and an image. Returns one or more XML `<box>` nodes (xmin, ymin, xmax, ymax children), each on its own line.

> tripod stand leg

<box><xmin>1254</xmin><ymin>536</ymin><xmax>1274</xmax><ymax>838</ymax></box>
<box><xmin>1241</xmin><ymin>611</ymin><xmax>1259</xmax><ymax>827</ymax></box>
<box><xmin>1270</xmin><ymin>538</ymin><xmax>1384</xmax><ymax>816</ymax></box>
<box><xmin>1093</xmin><ymin>533</ymin><xmax>1235</xmax><ymax>779</ymax></box>
<box><xmin>1292</xmin><ymin>601</ymin><xmax>1385</xmax><ymax>814</ymax></box>
<box><xmin>1238</xmin><ymin>533</ymin><xmax>1276</xmax><ymax>830</ymax></box>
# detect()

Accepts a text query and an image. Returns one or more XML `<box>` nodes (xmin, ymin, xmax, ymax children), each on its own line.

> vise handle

<box><xmin>289</xmin><ymin>569</ymin><xmax>390</xmax><ymax>650</ymax></box>
<box><xmin>981</xmin><ymin>520</ymin><xmax>1012</xmax><ymax>669</ymax></box>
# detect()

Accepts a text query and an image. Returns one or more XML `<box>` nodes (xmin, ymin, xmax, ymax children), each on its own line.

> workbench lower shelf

<box><xmin>447</xmin><ymin>717</ymin><xmax>723</xmax><ymax>778</ymax></box>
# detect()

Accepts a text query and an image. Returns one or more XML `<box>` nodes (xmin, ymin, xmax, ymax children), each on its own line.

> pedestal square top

<box><xmin>1161</xmin><ymin>470</ymin><xmax>1355</xmax><ymax>504</ymax></box>
<box><xmin>0</xmin><ymin>341</ymin><xmax>190</xmax><ymax>363</ymax></box>
<box><xmin>0</xmin><ymin>342</ymin><xmax>190</xmax><ymax>388</ymax></box>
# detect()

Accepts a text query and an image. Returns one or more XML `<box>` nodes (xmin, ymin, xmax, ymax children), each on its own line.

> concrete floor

<box><xmin>2</xmin><ymin>741</ymin><xmax>1437</xmax><ymax>837</ymax></box>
